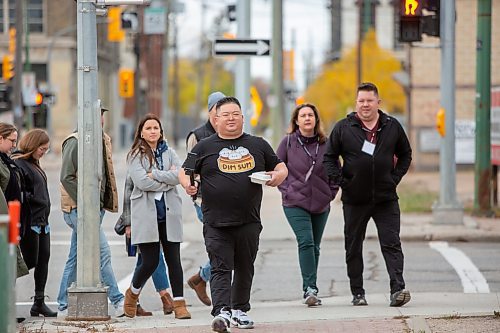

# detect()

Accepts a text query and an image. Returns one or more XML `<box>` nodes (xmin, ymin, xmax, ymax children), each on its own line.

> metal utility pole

<box><xmin>271</xmin><ymin>0</ymin><xmax>284</xmax><ymax>147</ymax></box>
<box><xmin>68</xmin><ymin>0</ymin><xmax>108</xmax><ymax>320</ymax></box>
<box><xmin>194</xmin><ymin>0</ymin><xmax>206</xmax><ymax>124</ymax></box>
<box><xmin>356</xmin><ymin>0</ymin><xmax>362</xmax><ymax>85</ymax></box>
<box><xmin>474</xmin><ymin>0</ymin><xmax>492</xmax><ymax>215</ymax></box>
<box><xmin>13</xmin><ymin>0</ymin><xmax>24</xmax><ymax>131</ymax></box>
<box><xmin>432</xmin><ymin>0</ymin><xmax>463</xmax><ymax>224</ymax></box>
<box><xmin>162</xmin><ymin>0</ymin><xmax>172</xmax><ymax>143</ymax></box>
<box><xmin>172</xmin><ymin>14</ymin><xmax>180</xmax><ymax>144</ymax></box>
<box><xmin>24</xmin><ymin>3</ymin><xmax>33</xmax><ymax>130</ymax></box>
<box><xmin>329</xmin><ymin>0</ymin><xmax>341</xmax><ymax>62</ymax></box>
<box><xmin>236</xmin><ymin>0</ymin><xmax>251</xmax><ymax>134</ymax></box>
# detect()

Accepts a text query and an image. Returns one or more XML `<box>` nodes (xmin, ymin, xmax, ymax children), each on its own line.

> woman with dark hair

<box><xmin>276</xmin><ymin>103</ymin><xmax>339</xmax><ymax>307</ymax></box>
<box><xmin>123</xmin><ymin>114</ymin><xmax>190</xmax><ymax>319</ymax></box>
<box><xmin>12</xmin><ymin>128</ymin><xmax>56</xmax><ymax>317</ymax></box>
<box><xmin>0</xmin><ymin>123</ymin><xmax>30</xmax><ymax>322</ymax></box>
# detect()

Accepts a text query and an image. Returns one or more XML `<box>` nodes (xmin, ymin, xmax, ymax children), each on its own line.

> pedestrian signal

<box><xmin>2</xmin><ymin>55</ymin><xmax>15</xmax><ymax>81</ymax></box>
<box><xmin>119</xmin><ymin>69</ymin><xmax>134</xmax><ymax>98</ymax></box>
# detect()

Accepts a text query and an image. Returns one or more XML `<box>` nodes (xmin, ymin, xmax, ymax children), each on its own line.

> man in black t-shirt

<box><xmin>180</xmin><ymin>96</ymin><xmax>287</xmax><ymax>333</ymax></box>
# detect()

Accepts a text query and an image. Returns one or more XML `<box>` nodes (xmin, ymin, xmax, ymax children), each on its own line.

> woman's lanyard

<box><xmin>297</xmin><ymin>136</ymin><xmax>319</xmax><ymax>182</ymax></box>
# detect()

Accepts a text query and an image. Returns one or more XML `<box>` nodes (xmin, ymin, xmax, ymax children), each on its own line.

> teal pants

<box><xmin>283</xmin><ymin>206</ymin><xmax>330</xmax><ymax>293</ymax></box>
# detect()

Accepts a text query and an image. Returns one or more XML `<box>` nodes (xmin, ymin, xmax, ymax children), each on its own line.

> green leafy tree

<box><xmin>169</xmin><ymin>58</ymin><xmax>234</xmax><ymax>115</ymax></box>
<box><xmin>304</xmin><ymin>29</ymin><xmax>406</xmax><ymax>130</ymax></box>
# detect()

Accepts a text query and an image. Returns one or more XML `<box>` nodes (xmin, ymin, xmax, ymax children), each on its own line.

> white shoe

<box><xmin>230</xmin><ymin>309</ymin><xmax>254</xmax><ymax>329</ymax></box>
<box><xmin>212</xmin><ymin>309</ymin><xmax>231</xmax><ymax>333</ymax></box>
<box><xmin>57</xmin><ymin>309</ymin><xmax>68</xmax><ymax>317</ymax></box>
<box><xmin>113</xmin><ymin>299</ymin><xmax>125</xmax><ymax>317</ymax></box>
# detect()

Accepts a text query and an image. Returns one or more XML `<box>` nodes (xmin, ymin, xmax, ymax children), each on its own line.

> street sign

<box><xmin>213</xmin><ymin>39</ymin><xmax>271</xmax><ymax>56</ymax></box>
<box><xmin>144</xmin><ymin>7</ymin><xmax>166</xmax><ymax>34</ymax></box>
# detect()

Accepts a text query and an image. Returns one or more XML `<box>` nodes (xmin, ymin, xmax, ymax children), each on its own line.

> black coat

<box><xmin>323</xmin><ymin>111</ymin><xmax>412</xmax><ymax>205</ymax></box>
<box><xmin>14</xmin><ymin>158</ymin><xmax>50</xmax><ymax>227</ymax></box>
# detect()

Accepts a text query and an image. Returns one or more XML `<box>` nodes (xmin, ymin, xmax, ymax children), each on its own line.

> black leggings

<box><xmin>132</xmin><ymin>222</ymin><xmax>184</xmax><ymax>297</ymax></box>
<box><xmin>20</xmin><ymin>228</ymin><xmax>51</xmax><ymax>293</ymax></box>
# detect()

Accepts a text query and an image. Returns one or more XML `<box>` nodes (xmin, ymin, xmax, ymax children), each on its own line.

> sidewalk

<box><xmin>19</xmin><ymin>292</ymin><xmax>500</xmax><ymax>332</ymax></box>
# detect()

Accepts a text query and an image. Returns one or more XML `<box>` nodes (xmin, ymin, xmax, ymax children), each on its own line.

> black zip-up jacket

<box><xmin>13</xmin><ymin>156</ymin><xmax>50</xmax><ymax>227</ymax></box>
<box><xmin>323</xmin><ymin>110</ymin><xmax>412</xmax><ymax>205</ymax></box>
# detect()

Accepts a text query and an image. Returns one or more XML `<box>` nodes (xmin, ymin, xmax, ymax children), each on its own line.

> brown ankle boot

<box><xmin>187</xmin><ymin>272</ymin><xmax>211</xmax><ymax>306</ymax></box>
<box><xmin>173</xmin><ymin>299</ymin><xmax>191</xmax><ymax>319</ymax></box>
<box><xmin>136</xmin><ymin>303</ymin><xmax>152</xmax><ymax>316</ymax></box>
<box><xmin>124</xmin><ymin>288</ymin><xmax>140</xmax><ymax>318</ymax></box>
<box><xmin>160</xmin><ymin>293</ymin><xmax>174</xmax><ymax>315</ymax></box>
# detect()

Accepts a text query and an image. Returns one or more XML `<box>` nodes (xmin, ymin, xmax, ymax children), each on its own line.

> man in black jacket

<box><xmin>323</xmin><ymin>82</ymin><xmax>412</xmax><ymax>307</ymax></box>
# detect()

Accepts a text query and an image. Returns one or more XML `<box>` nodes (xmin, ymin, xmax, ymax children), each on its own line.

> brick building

<box><xmin>0</xmin><ymin>0</ymin><xmax>120</xmax><ymax>152</ymax></box>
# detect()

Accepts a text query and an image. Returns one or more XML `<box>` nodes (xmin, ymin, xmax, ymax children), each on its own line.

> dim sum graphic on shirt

<box><xmin>217</xmin><ymin>146</ymin><xmax>255</xmax><ymax>173</ymax></box>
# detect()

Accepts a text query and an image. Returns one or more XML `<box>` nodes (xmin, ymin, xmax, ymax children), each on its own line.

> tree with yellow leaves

<box><xmin>304</xmin><ymin>29</ymin><xmax>406</xmax><ymax>130</ymax></box>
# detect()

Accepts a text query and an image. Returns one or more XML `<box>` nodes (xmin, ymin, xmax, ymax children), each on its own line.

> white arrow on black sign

<box><xmin>213</xmin><ymin>39</ymin><xmax>271</xmax><ymax>56</ymax></box>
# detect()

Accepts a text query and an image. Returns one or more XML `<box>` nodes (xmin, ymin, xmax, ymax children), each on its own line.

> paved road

<box><xmin>14</xmin><ymin>151</ymin><xmax>500</xmax><ymax>318</ymax></box>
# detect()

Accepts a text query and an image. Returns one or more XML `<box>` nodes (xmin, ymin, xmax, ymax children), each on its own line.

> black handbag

<box><xmin>114</xmin><ymin>214</ymin><xmax>127</xmax><ymax>235</ymax></box>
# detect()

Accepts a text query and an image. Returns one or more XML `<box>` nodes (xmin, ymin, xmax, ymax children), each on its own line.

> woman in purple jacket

<box><xmin>277</xmin><ymin>103</ymin><xmax>339</xmax><ymax>307</ymax></box>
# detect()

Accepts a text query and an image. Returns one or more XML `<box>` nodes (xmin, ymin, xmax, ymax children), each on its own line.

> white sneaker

<box><xmin>57</xmin><ymin>308</ymin><xmax>68</xmax><ymax>317</ymax></box>
<box><xmin>211</xmin><ymin>309</ymin><xmax>231</xmax><ymax>333</ymax></box>
<box><xmin>113</xmin><ymin>299</ymin><xmax>125</xmax><ymax>317</ymax></box>
<box><xmin>230</xmin><ymin>309</ymin><xmax>254</xmax><ymax>329</ymax></box>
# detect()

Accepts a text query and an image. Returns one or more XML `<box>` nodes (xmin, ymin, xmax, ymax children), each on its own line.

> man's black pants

<box><xmin>204</xmin><ymin>222</ymin><xmax>262</xmax><ymax>316</ymax></box>
<box><xmin>343</xmin><ymin>200</ymin><xmax>405</xmax><ymax>296</ymax></box>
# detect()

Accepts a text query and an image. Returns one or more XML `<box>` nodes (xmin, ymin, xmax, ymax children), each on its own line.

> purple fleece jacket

<box><xmin>277</xmin><ymin>130</ymin><xmax>339</xmax><ymax>214</ymax></box>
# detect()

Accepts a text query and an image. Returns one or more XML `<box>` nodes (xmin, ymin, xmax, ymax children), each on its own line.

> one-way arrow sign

<box><xmin>213</xmin><ymin>39</ymin><xmax>271</xmax><ymax>56</ymax></box>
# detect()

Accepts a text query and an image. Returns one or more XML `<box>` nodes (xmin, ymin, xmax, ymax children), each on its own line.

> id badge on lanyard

<box><xmin>362</xmin><ymin>140</ymin><xmax>375</xmax><ymax>156</ymax></box>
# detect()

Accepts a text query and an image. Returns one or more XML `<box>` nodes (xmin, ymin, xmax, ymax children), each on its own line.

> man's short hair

<box><xmin>215</xmin><ymin>96</ymin><xmax>241</xmax><ymax>113</ymax></box>
<box><xmin>357</xmin><ymin>82</ymin><xmax>379</xmax><ymax>97</ymax></box>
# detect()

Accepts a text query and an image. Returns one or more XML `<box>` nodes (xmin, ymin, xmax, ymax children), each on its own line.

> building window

<box><xmin>0</xmin><ymin>0</ymin><xmax>44</xmax><ymax>34</ymax></box>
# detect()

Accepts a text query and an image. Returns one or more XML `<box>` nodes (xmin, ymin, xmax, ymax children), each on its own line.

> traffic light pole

<box><xmin>271</xmin><ymin>0</ymin><xmax>284</xmax><ymax>147</ymax></box>
<box><xmin>67</xmin><ymin>0</ymin><xmax>109</xmax><ymax>320</ymax></box>
<box><xmin>474</xmin><ymin>0</ymin><xmax>492</xmax><ymax>216</ymax></box>
<box><xmin>432</xmin><ymin>0</ymin><xmax>463</xmax><ymax>224</ymax></box>
<box><xmin>12</xmin><ymin>0</ymin><xmax>23</xmax><ymax>131</ymax></box>
<box><xmin>236</xmin><ymin>0</ymin><xmax>252</xmax><ymax>134</ymax></box>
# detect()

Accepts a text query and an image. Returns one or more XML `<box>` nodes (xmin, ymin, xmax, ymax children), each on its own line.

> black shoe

<box><xmin>352</xmin><ymin>294</ymin><xmax>368</xmax><ymax>306</ymax></box>
<box><xmin>31</xmin><ymin>295</ymin><xmax>57</xmax><ymax>317</ymax></box>
<box><xmin>390</xmin><ymin>289</ymin><xmax>411</xmax><ymax>307</ymax></box>
<box><xmin>16</xmin><ymin>317</ymin><xmax>25</xmax><ymax>323</ymax></box>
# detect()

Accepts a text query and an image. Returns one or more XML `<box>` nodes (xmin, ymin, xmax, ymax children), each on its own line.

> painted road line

<box><xmin>429</xmin><ymin>241</ymin><xmax>490</xmax><ymax>293</ymax></box>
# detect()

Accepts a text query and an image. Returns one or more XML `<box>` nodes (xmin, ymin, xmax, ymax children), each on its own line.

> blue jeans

<box><xmin>194</xmin><ymin>203</ymin><xmax>211</xmax><ymax>282</ymax></box>
<box><xmin>135</xmin><ymin>250</ymin><xmax>170</xmax><ymax>291</ymax></box>
<box><xmin>57</xmin><ymin>209</ymin><xmax>124</xmax><ymax>311</ymax></box>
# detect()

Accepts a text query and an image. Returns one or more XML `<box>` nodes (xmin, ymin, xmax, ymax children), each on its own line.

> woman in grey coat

<box><xmin>123</xmin><ymin>114</ymin><xmax>190</xmax><ymax>319</ymax></box>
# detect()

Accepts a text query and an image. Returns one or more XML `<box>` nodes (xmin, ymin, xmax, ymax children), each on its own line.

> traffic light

<box><xmin>399</xmin><ymin>0</ymin><xmax>440</xmax><ymax>43</ymax></box>
<box><xmin>436</xmin><ymin>107</ymin><xmax>445</xmax><ymax>137</ymax></box>
<box><xmin>399</xmin><ymin>0</ymin><xmax>422</xmax><ymax>42</ymax></box>
<box><xmin>422</xmin><ymin>0</ymin><xmax>440</xmax><ymax>37</ymax></box>
<box><xmin>0</xmin><ymin>83</ymin><xmax>11</xmax><ymax>113</ymax></box>
<box><xmin>2</xmin><ymin>55</ymin><xmax>15</xmax><ymax>81</ymax></box>
<box><xmin>108</xmin><ymin>7</ymin><xmax>125</xmax><ymax>42</ymax></box>
<box><xmin>119</xmin><ymin>69</ymin><xmax>134</xmax><ymax>98</ymax></box>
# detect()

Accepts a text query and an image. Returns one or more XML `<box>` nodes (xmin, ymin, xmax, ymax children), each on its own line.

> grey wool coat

<box><xmin>127</xmin><ymin>147</ymin><xmax>183</xmax><ymax>245</ymax></box>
